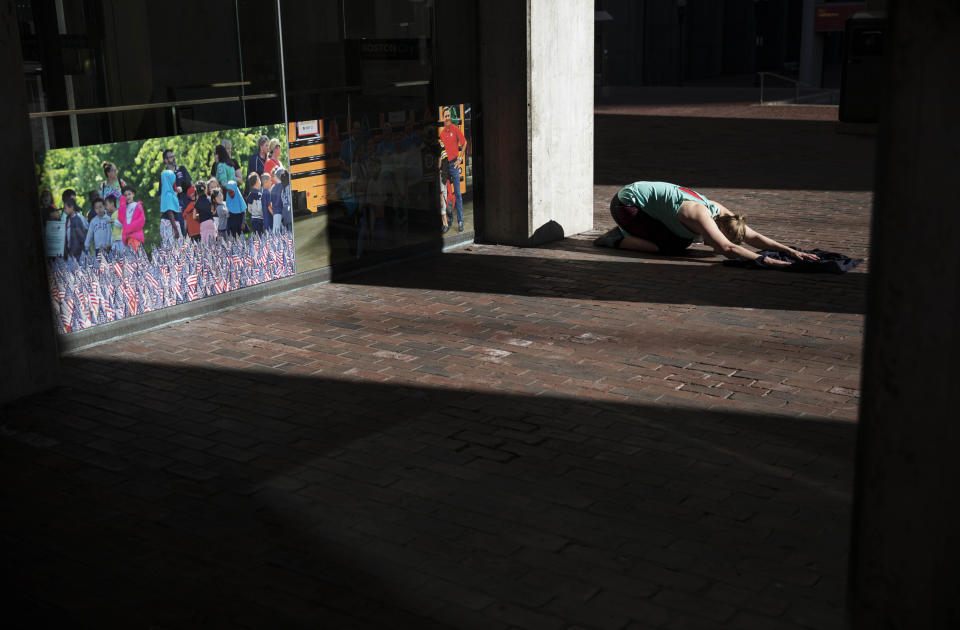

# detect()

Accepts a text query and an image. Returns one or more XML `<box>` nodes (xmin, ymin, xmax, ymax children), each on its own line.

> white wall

<box><xmin>478</xmin><ymin>0</ymin><xmax>594</xmax><ymax>245</ymax></box>
<box><xmin>528</xmin><ymin>0</ymin><xmax>594</xmax><ymax>243</ymax></box>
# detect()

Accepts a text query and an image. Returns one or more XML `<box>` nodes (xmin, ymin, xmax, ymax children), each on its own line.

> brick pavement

<box><xmin>2</xmin><ymin>100</ymin><xmax>872</xmax><ymax>629</ymax></box>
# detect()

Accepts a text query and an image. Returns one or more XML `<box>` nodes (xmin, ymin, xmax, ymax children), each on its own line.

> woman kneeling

<box><xmin>595</xmin><ymin>181</ymin><xmax>819</xmax><ymax>267</ymax></box>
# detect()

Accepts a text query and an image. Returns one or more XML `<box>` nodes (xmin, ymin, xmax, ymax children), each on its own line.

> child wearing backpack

<box><xmin>245</xmin><ymin>172</ymin><xmax>264</xmax><ymax>234</ymax></box>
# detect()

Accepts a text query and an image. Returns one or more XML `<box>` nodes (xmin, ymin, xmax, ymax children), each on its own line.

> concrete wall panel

<box><xmin>1</xmin><ymin>0</ymin><xmax>60</xmax><ymax>406</ymax></box>
<box><xmin>850</xmin><ymin>1</ymin><xmax>960</xmax><ymax>627</ymax></box>
<box><xmin>479</xmin><ymin>0</ymin><xmax>593</xmax><ymax>245</ymax></box>
<box><xmin>477</xmin><ymin>0</ymin><xmax>530</xmax><ymax>243</ymax></box>
<box><xmin>528</xmin><ymin>0</ymin><xmax>594</xmax><ymax>243</ymax></box>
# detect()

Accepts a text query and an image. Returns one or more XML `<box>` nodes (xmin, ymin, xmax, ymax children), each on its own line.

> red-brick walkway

<box><xmin>2</xmin><ymin>100</ymin><xmax>872</xmax><ymax>629</ymax></box>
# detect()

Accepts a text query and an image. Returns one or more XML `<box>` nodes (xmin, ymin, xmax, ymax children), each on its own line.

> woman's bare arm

<box><xmin>685</xmin><ymin>204</ymin><xmax>792</xmax><ymax>266</ymax></box>
<box><xmin>744</xmin><ymin>226</ymin><xmax>819</xmax><ymax>261</ymax></box>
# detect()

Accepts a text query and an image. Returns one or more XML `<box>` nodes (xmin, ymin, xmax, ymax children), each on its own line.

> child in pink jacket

<box><xmin>118</xmin><ymin>185</ymin><xmax>146</xmax><ymax>251</ymax></box>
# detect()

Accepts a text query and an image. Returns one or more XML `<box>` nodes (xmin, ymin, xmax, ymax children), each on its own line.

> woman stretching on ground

<box><xmin>594</xmin><ymin>181</ymin><xmax>820</xmax><ymax>267</ymax></box>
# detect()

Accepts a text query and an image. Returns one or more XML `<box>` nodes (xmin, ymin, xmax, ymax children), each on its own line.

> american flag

<box><xmin>48</xmin><ymin>228</ymin><xmax>296</xmax><ymax>334</ymax></box>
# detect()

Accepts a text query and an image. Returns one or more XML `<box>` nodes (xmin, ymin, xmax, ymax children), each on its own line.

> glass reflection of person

<box><xmin>396</xmin><ymin>122</ymin><xmax>422</xmax><ymax>215</ymax></box>
<box><xmin>349</xmin><ymin>142</ymin><xmax>376</xmax><ymax>257</ymax></box>
<box><xmin>376</xmin><ymin>124</ymin><xmax>400</xmax><ymax>208</ymax></box>
<box><xmin>376</xmin><ymin>123</ymin><xmax>397</xmax><ymax>158</ymax></box>
<box><xmin>359</xmin><ymin>158</ymin><xmax>384</xmax><ymax>256</ymax></box>
<box><xmin>399</xmin><ymin>122</ymin><xmax>420</xmax><ymax>152</ymax></box>
<box><xmin>339</xmin><ymin>121</ymin><xmax>362</xmax><ymax>180</ymax></box>
<box><xmin>357</xmin><ymin>138</ymin><xmax>378</xmax><ymax>199</ymax></box>
<box><xmin>440</xmin><ymin>107</ymin><xmax>467</xmax><ymax>232</ymax></box>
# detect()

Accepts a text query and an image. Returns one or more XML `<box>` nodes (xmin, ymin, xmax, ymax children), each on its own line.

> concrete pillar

<box><xmin>849</xmin><ymin>1</ymin><xmax>960</xmax><ymax>628</ymax></box>
<box><xmin>477</xmin><ymin>0</ymin><xmax>593</xmax><ymax>246</ymax></box>
<box><xmin>798</xmin><ymin>0</ymin><xmax>823</xmax><ymax>87</ymax></box>
<box><xmin>0</xmin><ymin>0</ymin><xmax>61</xmax><ymax>406</ymax></box>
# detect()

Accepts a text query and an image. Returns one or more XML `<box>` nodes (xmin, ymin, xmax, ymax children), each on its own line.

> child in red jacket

<box><xmin>118</xmin><ymin>184</ymin><xmax>146</xmax><ymax>251</ymax></box>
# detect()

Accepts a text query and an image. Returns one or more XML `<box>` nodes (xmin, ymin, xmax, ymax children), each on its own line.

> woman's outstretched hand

<box><xmin>789</xmin><ymin>250</ymin><xmax>820</xmax><ymax>261</ymax></box>
<box><xmin>763</xmin><ymin>256</ymin><xmax>793</xmax><ymax>267</ymax></box>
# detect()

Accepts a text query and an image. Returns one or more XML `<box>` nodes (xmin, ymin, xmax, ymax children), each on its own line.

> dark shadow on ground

<box><xmin>2</xmin><ymin>358</ymin><xmax>854</xmax><ymax>628</ymax></box>
<box><xmin>595</xmin><ymin>114</ymin><xmax>875</xmax><ymax>192</ymax></box>
<box><xmin>341</xmin><ymin>251</ymin><xmax>867</xmax><ymax>315</ymax></box>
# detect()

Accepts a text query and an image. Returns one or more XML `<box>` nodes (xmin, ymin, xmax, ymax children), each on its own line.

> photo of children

<box><xmin>38</xmin><ymin>124</ymin><xmax>296</xmax><ymax>334</ymax></box>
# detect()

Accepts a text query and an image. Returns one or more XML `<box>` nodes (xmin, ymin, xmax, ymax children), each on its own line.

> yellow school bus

<box><xmin>288</xmin><ymin>120</ymin><xmax>340</xmax><ymax>213</ymax></box>
<box><xmin>289</xmin><ymin>106</ymin><xmax>467</xmax><ymax>213</ymax></box>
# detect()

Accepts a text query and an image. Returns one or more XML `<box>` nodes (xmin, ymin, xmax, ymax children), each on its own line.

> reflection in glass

<box><xmin>291</xmin><ymin>103</ymin><xmax>472</xmax><ymax>273</ymax></box>
<box><xmin>17</xmin><ymin>0</ymin><xmax>284</xmax><ymax>153</ymax></box>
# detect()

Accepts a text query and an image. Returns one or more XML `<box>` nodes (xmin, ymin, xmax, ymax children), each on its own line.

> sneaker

<box><xmin>593</xmin><ymin>228</ymin><xmax>623</xmax><ymax>249</ymax></box>
<box><xmin>441</xmin><ymin>224</ymin><xmax>449</xmax><ymax>234</ymax></box>
<box><xmin>458</xmin><ymin>222</ymin><xmax>463</xmax><ymax>232</ymax></box>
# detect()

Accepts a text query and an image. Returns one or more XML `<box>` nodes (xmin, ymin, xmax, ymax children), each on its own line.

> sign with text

<box><xmin>297</xmin><ymin>120</ymin><xmax>319</xmax><ymax>137</ymax></box>
<box><xmin>44</xmin><ymin>219</ymin><xmax>65</xmax><ymax>257</ymax></box>
<box><xmin>357</xmin><ymin>38</ymin><xmax>422</xmax><ymax>60</ymax></box>
<box><xmin>815</xmin><ymin>2</ymin><xmax>866</xmax><ymax>31</ymax></box>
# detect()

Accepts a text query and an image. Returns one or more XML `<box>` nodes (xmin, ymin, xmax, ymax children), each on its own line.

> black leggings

<box><xmin>609</xmin><ymin>194</ymin><xmax>693</xmax><ymax>254</ymax></box>
<box><xmin>227</xmin><ymin>212</ymin><xmax>246</xmax><ymax>236</ymax></box>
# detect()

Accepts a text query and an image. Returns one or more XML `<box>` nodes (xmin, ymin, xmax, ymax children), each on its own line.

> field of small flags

<box><xmin>48</xmin><ymin>230</ymin><xmax>296</xmax><ymax>334</ymax></box>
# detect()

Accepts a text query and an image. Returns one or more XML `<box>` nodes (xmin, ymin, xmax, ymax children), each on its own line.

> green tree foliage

<box><xmin>38</xmin><ymin>124</ymin><xmax>286</xmax><ymax>251</ymax></box>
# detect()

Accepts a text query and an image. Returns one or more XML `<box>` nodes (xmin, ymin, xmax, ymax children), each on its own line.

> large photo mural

<box><xmin>38</xmin><ymin>125</ymin><xmax>295</xmax><ymax>334</ymax></box>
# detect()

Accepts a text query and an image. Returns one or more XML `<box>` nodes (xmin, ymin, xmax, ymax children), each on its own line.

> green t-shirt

<box><xmin>617</xmin><ymin>181</ymin><xmax>718</xmax><ymax>239</ymax></box>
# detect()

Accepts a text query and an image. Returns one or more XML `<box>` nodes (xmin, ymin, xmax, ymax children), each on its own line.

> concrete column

<box><xmin>798</xmin><ymin>0</ymin><xmax>823</xmax><ymax>87</ymax></box>
<box><xmin>849</xmin><ymin>1</ymin><xmax>960</xmax><ymax>628</ymax></box>
<box><xmin>0</xmin><ymin>0</ymin><xmax>61</xmax><ymax>406</ymax></box>
<box><xmin>477</xmin><ymin>0</ymin><xmax>593</xmax><ymax>246</ymax></box>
